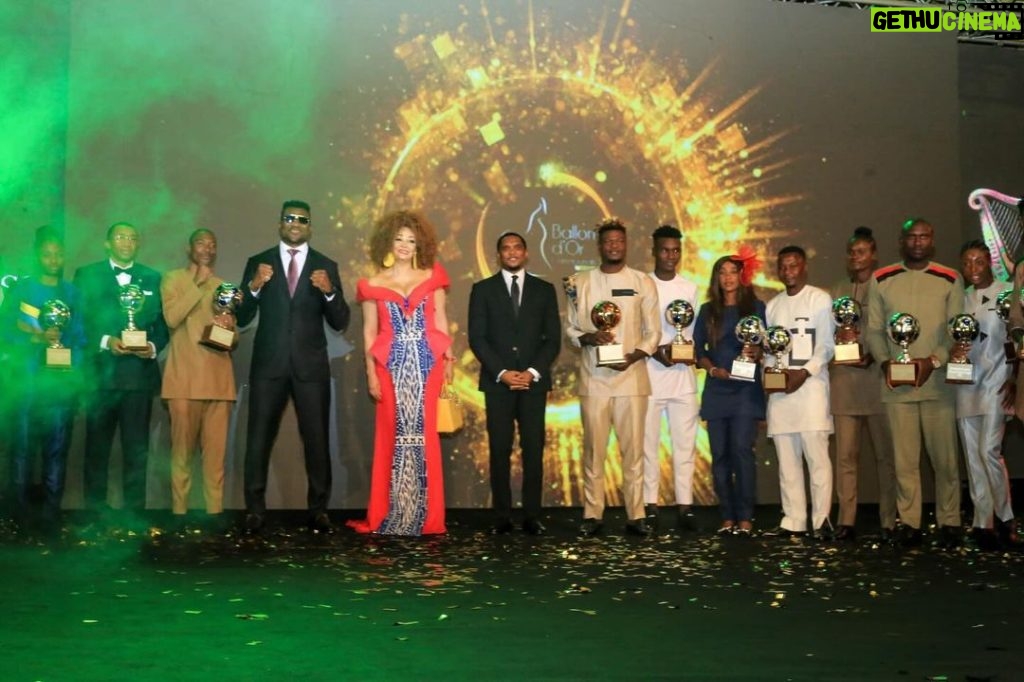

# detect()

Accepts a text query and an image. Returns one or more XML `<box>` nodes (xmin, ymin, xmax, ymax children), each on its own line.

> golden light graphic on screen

<box><xmin>334</xmin><ymin>0</ymin><xmax>798</xmax><ymax>506</ymax></box>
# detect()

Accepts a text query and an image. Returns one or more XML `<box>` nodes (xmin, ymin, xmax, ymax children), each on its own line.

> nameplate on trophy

<box><xmin>121</xmin><ymin>329</ymin><xmax>149</xmax><ymax>350</ymax></box>
<box><xmin>45</xmin><ymin>347</ymin><xmax>72</xmax><ymax>369</ymax></box>
<box><xmin>763</xmin><ymin>369</ymin><xmax>788</xmax><ymax>393</ymax></box>
<box><xmin>945</xmin><ymin>363</ymin><xmax>974</xmax><ymax>385</ymax></box>
<box><xmin>730</xmin><ymin>358</ymin><xmax>757</xmax><ymax>382</ymax></box>
<box><xmin>200</xmin><ymin>324</ymin><xmax>236</xmax><ymax>351</ymax></box>
<box><xmin>833</xmin><ymin>343</ymin><xmax>862</xmax><ymax>364</ymax></box>
<box><xmin>670</xmin><ymin>342</ymin><xmax>695</xmax><ymax>364</ymax></box>
<box><xmin>887</xmin><ymin>362</ymin><xmax>917</xmax><ymax>386</ymax></box>
<box><xmin>596</xmin><ymin>343</ymin><xmax>626</xmax><ymax>367</ymax></box>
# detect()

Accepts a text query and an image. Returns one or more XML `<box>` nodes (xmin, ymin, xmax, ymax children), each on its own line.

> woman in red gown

<box><xmin>347</xmin><ymin>210</ymin><xmax>453</xmax><ymax>535</ymax></box>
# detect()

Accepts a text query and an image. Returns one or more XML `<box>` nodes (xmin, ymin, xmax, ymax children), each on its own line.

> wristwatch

<box><xmin>929</xmin><ymin>355</ymin><xmax>941</xmax><ymax>369</ymax></box>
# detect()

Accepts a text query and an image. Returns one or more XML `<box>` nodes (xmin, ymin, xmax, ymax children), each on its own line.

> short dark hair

<box><xmin>189</xmin><ymin>228</ymin><xmax>216</xmax><ymax>245</ymax></box>
<box><xmin>652</xmin><ymin>225</ymin><xmax>682</xmax><ymax>241</ymax></box>
<box><xmin>849</xmin><ymin>226</ymin><xmax>876</xmax><ymax>251</ymax></box>
<box><xmin>959</xmin><ymin>239</ymin><xmax>990</xmax><ymax>258</ymax></box>
<box><xmin>777</xmin><ymin>245</ymin><xmax>806</xmax><ymax>261</ymax></box>
<box><xmin>496</xmin><ymin>231</ymin><xmax>527</xmax><ymax>251</ymax></box>
<box><xmin>597</xmin><ymin>218</ymin><xmax>626</xmax><ymax>239</ymax></box>
<box><xmin>106</xmin><ymin>222</ymin><xmax>136</xmax><ymax>240</ymax></box>
<box><xmin>35</xmin><ymin>225</ymin><xmax>63</xmax><ymax>251</ymax></box>
<box><xmin>280</xmin><ymin>200</ymin><xmax>311</xmax><ymax>219</ymax></box>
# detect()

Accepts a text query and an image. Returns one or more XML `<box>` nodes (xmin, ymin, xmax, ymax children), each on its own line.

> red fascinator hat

<box><xmin>732</xmin><ymin>245</ymin><xmax>762</xmax><ymax>287</ymax></box>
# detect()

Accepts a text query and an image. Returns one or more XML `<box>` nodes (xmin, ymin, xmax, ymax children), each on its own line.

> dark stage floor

<box><xmin>1</xmin><ymin>506</ymin><xmax>1022</xmax><ymax>681</ymax></box>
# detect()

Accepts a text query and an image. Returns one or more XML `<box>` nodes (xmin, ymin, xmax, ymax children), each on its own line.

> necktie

<box><xmin>510</xmin><ymin>274</ymin><xmax>520</xmax><ymax>317</ymax></box>
<box><xmin>287</xmin><ymin>249</ymin><xmax>299</xmax><ymax>297</ymax></box>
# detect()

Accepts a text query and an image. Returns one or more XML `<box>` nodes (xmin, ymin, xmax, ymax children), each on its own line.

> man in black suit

<box><xmin>237</xmin><ymin>200</ymin><xmax>349</xmax><ymax>533</ymax></box>
<box><xmin>74</xmin><ymin>222</ymin><xmax>169</xmax><ymax>511</ymax></box>
<box><xmin>468</xmin><ymin>232</ymin><xmax>561</xmax><ymax>535</ymax></box>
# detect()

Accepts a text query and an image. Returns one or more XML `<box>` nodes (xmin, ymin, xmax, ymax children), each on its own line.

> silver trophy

<box><xmin>832</xmin><ymin>296</ymin><xmax>863</xmax><ymax>364</ymax></box>
<box><xmin>118</xmin><ymin>283</ymin><xmax>148</xmax><ymax>350</ymax></box>
<box><xmin>886</xmin><ymin>312</ymin><xmax>920</xmax><ymax>386</ymax></box>
<box><xmin>731</xmin><ymin>315</ymin><xmax>765</xmax><ymax>382</ymax></box>
<box><xmin>665</xmin><ymin>299</ymin><xmax>695</xmax><ymax>364</ymax></box>
<box><xmin>40</xmin><ymin>299</ymin><xmax>72</xmax><ymax>368</ymax></box>
<box><xmin>200</xmin><ymin>282</ymin><xmax>242</xmax><ymax>351</ymax></box>
<box><xmin>762</xmin><ymin>325</ymin><xmax>792</xmax><ymax>393</ymax></box>
<box><xmin>591</xmin><ymin>300</ymin><xmax>625</xmax><ymax>366</ymax></box>
<box><xmin>995</xmin><ymin>289</ymin><xmax>1017</xmax><ymax>363</ymax></box>
<box><xmin>945</xmin><ymin>313</ymin><xmax>979</xmax><ymax>385</ymax></box>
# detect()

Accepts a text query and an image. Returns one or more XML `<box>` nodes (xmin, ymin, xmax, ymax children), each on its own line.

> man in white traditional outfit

<box><xmin>762</xmin><ymin>246</ymin><xmax>836</xmax><ymax>541</ymax></box>
<box><xmin>642</xmin><ymin>225</ymin><xmax>700</xmax><ymax>531</ymax></box>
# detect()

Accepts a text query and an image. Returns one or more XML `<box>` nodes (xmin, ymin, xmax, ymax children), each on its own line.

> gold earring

<box><xmin>412</xmin><ymin>252</ymin><xmax>418</xmax><ymax>270</ymax></box>
<box><xmin>382</xmin><ymin>253</ymin><xmax>395</xmax><ymax>268</ymax></box>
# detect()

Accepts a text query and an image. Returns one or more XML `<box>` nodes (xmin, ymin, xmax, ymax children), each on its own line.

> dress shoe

<box><xmin>309</xmin><ymin>512</ymin><xmax>335</xmax><ymax>534</ymax></box>
<box><xmin>624</xmin><ymin>518</ymin><xmax>653</xmax><ymax>537</ymax></box>
<box><xmin>996</xmin><ymin>518</ymin><xmax>1021</xmax><ymax>548</ymax></box>
<box><xmin>490</xmin><ymin>519</ymin><xmax>515</xmax><ymax>535</ymax></box>
<box><xmin>579</xmin><ymin>518</ymin><xmax>603</xmax><ymax>537</ymax></box>
<box><xmin>880</xmin><ymin>527</ymin><xmax>895</xmax><ymax>544</ymax></box>
<box><xmin>895</xmin><ymin>524</ymin><xmax>923</xmax><ymax>547</ymax></box>
<box><xmin>762</xmin><ymin>525</ymin><xmax>804</xmax><ymax>538</ymax></box>
<box><xmin>244</xmin><ymin>512</ymin><xmax>264</xmax><ymax>534</ymax></box>
<box><xmin>644</xmin><ymin>503</ymin><xmax>659</xmax><ymax>525</ymax></box>
<box><xmin>935</xmin><ymin>524</ymin><xmax>962</xmax><ymax>550</ymax></box>
<box><xmin>715</xmin><ymin>521</ymin><xmax>735</xmax><ymax>536</ymax></box>
<box><xmin>522</xmin><ymin>518</ymin><xmax>546</xmax><ymax>536</ymax></box>
<box><xmin>677</xmin><ymin>506</ymin><xmax>698</xmax><ymax>532</ymax></box>
<box><xmin>970</xmin><ymin>527</ymin><xmax>1002</xmax><ymax>552</ymax></box>
<box><xmin>833</xmin><ymin>525</ymin><xmax>856</xmax><ymax>542</ymax></box>
<box><xmin>810</xmin><ymin>520</ymin><xmax>834</xmax><ymax>542</ymax></box>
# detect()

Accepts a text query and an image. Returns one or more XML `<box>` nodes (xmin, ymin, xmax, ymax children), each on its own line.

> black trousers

<box><xmin>244</xmin><ymin>376</ymin><xmax>332</xmax><ymax>515</ymax></box>
<box><xmin>84</xmin><ymin>390</ymin><xmax>154</xmax><ymax>509</ymax></box>
<box><xmin>485</xmin><ymin>389</ymin><xmax>548</xmax><ymax>521</ymax></box>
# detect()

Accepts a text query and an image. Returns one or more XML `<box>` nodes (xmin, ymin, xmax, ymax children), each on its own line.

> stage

<box><xmin>1</xmin><ymin>507</ymin><xmax>1021</xmax><ymax>681</ymax></box>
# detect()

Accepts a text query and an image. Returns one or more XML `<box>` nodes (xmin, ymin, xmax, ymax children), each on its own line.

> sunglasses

<box><xmin>282</xmin><ymin>214</ymin><xmax>310</xmax><ymax>225</ymax></box>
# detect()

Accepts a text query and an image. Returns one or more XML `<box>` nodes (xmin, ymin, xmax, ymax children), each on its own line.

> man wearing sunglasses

<box><xmin>236</xmin><ymin>200</ymin><xmax>350</xmax><ymax>534</ymax></box>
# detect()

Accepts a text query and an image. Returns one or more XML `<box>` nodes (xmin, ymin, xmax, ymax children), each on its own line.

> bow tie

<box><xmin>114</xmin><ymin>266</ymin><xmax>132</xmax><ymax>273</ymax></box>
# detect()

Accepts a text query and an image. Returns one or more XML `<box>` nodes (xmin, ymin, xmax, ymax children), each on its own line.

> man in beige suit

<box><xmin>566</xmin><ymin>220</ymin><xmax>660</xmax><ymax>537</ymax></box>
<box><xmin>161</xmin><ymin>229</ymin><xmax>237</xmax><ymax>518</ymax></box>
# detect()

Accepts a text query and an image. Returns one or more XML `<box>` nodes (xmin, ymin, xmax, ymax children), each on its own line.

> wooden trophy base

<box><xmin>888</xmin><ymin>362</ymin><xmax>918</xmax><ymax>387</ymax></box>
<box><xmin>121</xmin><ymin>329</ymin><xmax>149</xmax><ymax>351</ymax></box>
<box><xmin>763</xmin><ymin>369</ymin><xmax>788</xmax><ymax>394</ymax></box>
<box><xmin>200</xmin><ymin>323</ymin><xmax>236</xmax><ymax>351</ymax></box>
<box><xmin>670</xmin><ymin>342</ymin><xmax>695</xmax><ymax>365</ymax></box>
<box><xmin>945</xmin><ymin>362</ymin><xmax>974</xmax><ymax>385</ymax></box>
<box><xmin>730</xmin><ymin>358</ymin><xmax>757</xmax><ymax>382</ymax></box>
<box><xmin>596</xmin><ymin>343</ymin><xmax>625</xmax><ymax>367</ymax></box>
<box><xmin>833</xmin><ymin>342</ymin><xmax>862</xmax><ymax>365</ymax></box>
<box><xmin>45</xmin><ymin>347</ymin><xmax>72</xmax><ymax>369</ymax></box>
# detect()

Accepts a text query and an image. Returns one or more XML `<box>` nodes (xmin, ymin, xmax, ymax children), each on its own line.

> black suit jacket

<box><xmin>468</xmin><ymin>272</ymin><xmax>561</xmax><ymax>393</ymax></box>
<box><xmin>236</xmin><ymin>245</ymin><xmax>350</xmax><ymax>382</ymax></box>
<box><xmin>73</xmin><ymin>260</ymin><xmax>169</xmax><ymax>393</ymax></box>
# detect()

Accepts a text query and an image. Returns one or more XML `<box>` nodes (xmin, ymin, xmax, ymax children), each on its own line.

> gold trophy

<box><xmin>995</xmin><ymin>290</ymin><xmax>1017</xmax><ymax>363</ymax></box>
<box><xmin>832</xmin><ymin>296</ymin><xmax>863</xmax><ymax>364</ymax></box>
<box><xmin>886</xmin><ymin>312</ymin><xmax>920</xmax><ymax>386</ymax></box>
<box><xmin>665</xmin><ymin>299</ymin><xmax>695</xmax><ymax>365</ymax></box>
<box><xmin>945</xmin><ymin>314</ymin><xmax>978</xmax><ymax>385</ymax></box>
<box><xmin>40</xmin><ymin>299</ymin><xmax>72</xmax><ymax>369</ymax></box>
<box><xmin>119</xmin><ymin>284</ymin><xmax>149</xmax><ymax>350</ymax></box>
<box><xmin>591</xmin><ymin>300</ymin><xmax>625</xmax><ymax>367</ymax></box>
<box><xmin>200</xmin><ymin>282</ymin><xmax>242</xmax><ymax>351</ymax></box>
<box><xmin>730</xmin><ymin>315</ymin><xmax>765</xmax><ymax>382</ymax></box>
<box><xmin>762</xmin><ymin>325</ymin><xmax>792</xmax><ymax>394</ymax></box>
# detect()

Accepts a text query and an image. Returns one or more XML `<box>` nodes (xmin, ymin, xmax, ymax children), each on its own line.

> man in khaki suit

<box><xmin>566</xmin><ymin>219</ymin><xmax>660</xmax><ymax>537</ymax></box>
<box><xmin>161</xmin><ymin>229</ymin><xmax>237</xmax><ymax>518</ymax></box>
